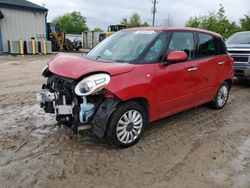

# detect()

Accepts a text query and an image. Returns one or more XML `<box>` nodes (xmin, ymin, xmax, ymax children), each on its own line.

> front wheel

<box><xmin>211</xmin><ymin>81</ymin><xmax>230</xmax><ymax>109</ymax></box>
<box><xmin>106</xmin><ymin>101</ymin><xmax>147</xmax><ymax>147</ymax></box>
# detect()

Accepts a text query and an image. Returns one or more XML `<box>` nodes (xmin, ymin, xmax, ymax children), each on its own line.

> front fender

<box><xmin>104</xmin><ymin>64</ymin><xmax>156</xmax><ymax>121</ymax></box>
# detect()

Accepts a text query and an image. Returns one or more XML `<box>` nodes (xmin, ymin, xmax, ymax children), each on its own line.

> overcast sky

<box><xmin>30</xmin><ymin>0</ymin><xmax>250</xmax><ymax>30</ymax></box>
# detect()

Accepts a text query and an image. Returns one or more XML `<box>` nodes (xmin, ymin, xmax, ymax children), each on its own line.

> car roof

<box><xmin>124</xmin><ymin>26</ymin><xmax>222</xmax><ymax>38</ymax></box>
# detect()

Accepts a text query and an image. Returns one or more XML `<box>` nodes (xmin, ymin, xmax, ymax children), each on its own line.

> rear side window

<box><xmin>168</xmin><ymin>32</ymin><xmax>195</xmax><ymax>60</ymax></box>
<box><xmin>198</xmin><ymin>33</ymin><xmax>218</xmax><ymax>57</ymax></box>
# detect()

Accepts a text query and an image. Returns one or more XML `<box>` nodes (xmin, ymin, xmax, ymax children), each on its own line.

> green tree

<box><xmin>142</xmin><ymin>22</ymin><xmax>150</xmax><ymax>27</ymax></box>
<box><xmin>120</xmin><ymin>13</ymin><xmax>149</xmax><ymax>28</ymax></box>
<box><xmin>186</xmin><ymin>16</ymin><xmax>203</xmax><ymax>28</ymax></box>
<box><xmin>52</xmin><ymin>11</ymin><xmax>88</xmax><ymax>34</ymax></box>
<box><xmin>120</xmin><ymin>18</ymin><xmax>129</xmax><ymax>26</ymax></box>
<box><xmin>240</xmin><ymin>15</ymin><xmax>250</xmax><ymax>30</ymax></box>
<box><xmin>185</xmin><ymin>5</ymin><xmax>240</xmax><ymax>38</ymax></box>
<box><xmin>93</xmin><ymin>27</ymin><xmax>103</xmax><ymax>32</ymax></box>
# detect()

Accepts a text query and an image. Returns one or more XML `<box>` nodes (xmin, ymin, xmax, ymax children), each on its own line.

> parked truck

<box><xmin>226</xmin><ymin>31</ymin><xmax>250</xmax><ymax>80</ymax></box>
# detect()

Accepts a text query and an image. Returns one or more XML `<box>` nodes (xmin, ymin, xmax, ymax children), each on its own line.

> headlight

<box><xmin>75</xmin><ymin>73</ymin><xmax>111</xmax><ymax>96</ymax></box>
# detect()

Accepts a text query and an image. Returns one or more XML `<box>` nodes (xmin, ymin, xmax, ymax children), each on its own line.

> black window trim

<box><xmin>217</xmin><ymin>37</ymin><xmax>227</xmax><ymax>55</ymax></box>
<box><xmin>138</xmin><ymin>30</ymin><xmax>227</xmax><ymax>65</ymax></box>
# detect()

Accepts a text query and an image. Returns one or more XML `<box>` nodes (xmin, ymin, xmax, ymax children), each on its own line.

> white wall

<box><xmin>0</xmin><ymin>8</ymin><xmax>46</xmax><ymax>52</ymax></box>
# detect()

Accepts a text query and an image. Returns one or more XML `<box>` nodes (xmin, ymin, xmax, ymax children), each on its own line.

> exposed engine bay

<box><xmin>37</xmin><ymin>68</ymin><xmax>120</xmax><ymax>137</ymax></box>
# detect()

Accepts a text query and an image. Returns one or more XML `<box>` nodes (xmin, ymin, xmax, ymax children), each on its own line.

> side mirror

<box><xmin>162</xmin><ymin>51</ymin><xmax>188</xmax><ymax>65</ymax></box>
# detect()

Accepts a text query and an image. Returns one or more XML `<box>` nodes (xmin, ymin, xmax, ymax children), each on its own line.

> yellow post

<box><xmin>31</xmin><ymin>39</ymin><xmax>35</xmax><ymax>55</ymax></box>
<box><xmin>43</xmin><ymin>40</ymin><xmax>47</xmax><ymax>55</ymax></box>
<box><xmin>19</xmin><ymin>39</ymin><xmax>24</xmax><ymax>55</ymax></box>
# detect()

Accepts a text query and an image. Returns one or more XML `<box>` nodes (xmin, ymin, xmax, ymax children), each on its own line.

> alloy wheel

<box><xmin>217</xmin><ymin>85</ymin><xmax>228</xmax><ymax>107</ymax></box>
<box><xmin>116</xmin><ymin>110</ymin><xmax>143</xmax><ymax>144</ymax></box>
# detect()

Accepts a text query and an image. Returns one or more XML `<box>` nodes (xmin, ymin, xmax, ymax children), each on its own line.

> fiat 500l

<box><xmin>37</xmin><ymin>27</ymin><xmax>234</xmax><ymax>147</ymax></box>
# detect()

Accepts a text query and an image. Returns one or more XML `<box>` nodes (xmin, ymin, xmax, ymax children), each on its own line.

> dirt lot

<box><xmin>0</xmin><ymin>54</ymin><xmax>250</xmax><ymax>188</ymax></box>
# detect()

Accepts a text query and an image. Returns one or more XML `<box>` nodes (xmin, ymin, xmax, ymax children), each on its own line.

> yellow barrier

<box><xmin>42</xmin><ymin>40</ymin><xmax>47</xmax><ymax>55</ymax></box>
<box><xmin>31</xmin><ymin>39</ymin><xmax>35</xmax><ymax>55</ymax></box>
<box><xmin>19</xmin><ymin>39</ymin><xmax>24</xmax><ymax>55</ymax></box>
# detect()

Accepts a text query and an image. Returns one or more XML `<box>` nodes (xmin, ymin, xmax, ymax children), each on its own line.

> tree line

<box><xmin>186</xmin><ymin>5</ymin><xmax>250</xmax><ymax>38</ymax></box>
<box><xmin>52</xmin><ymin>5</ymin><xmax>250</xmax><ymax>38</ymax></box>
<box><xmin>52</xmin><ymin>12</ymin><xmax>150</xmax><ymax>34</ymax></box>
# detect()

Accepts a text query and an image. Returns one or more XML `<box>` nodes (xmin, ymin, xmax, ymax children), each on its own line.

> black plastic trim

<box><xmin>92</xmin><ymin>98</ymin><xmax>121</xmax><ymax>138</ymax></box>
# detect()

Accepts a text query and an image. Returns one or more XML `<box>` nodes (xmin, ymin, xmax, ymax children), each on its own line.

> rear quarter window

<box><xmin>218</xmin><ymin>38</ymin><xmax>227</xmax><ymax>54</ymax></box>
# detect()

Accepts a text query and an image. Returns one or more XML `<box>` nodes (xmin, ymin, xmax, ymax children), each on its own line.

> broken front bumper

<box><xmin>36</xmin><ymin>89</ymin><xmax>120</xmax><ymax>137</ymax></box>
<box><xmin>36</xmin><ymin>90</ymin><xmax>74</xmax><ymax>115</ymax></box>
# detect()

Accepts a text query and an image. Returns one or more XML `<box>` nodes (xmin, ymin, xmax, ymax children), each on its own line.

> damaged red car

<box><xmin>37</xmin><ymin>27</ymin><xmax>234</xmax><ymax>147</ymax></box>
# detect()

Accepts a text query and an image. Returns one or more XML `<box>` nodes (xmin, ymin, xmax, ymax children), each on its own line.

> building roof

<box><xmin>0</xmin><ymin>0</ymin><xmax>48</xmax><ymax>13</ymax></box>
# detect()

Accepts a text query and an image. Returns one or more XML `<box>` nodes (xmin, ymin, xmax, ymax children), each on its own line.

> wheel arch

<box><xmin>224</xmin><ymin>78</ymin><xmax>233</xmax><ymax>90</ymax></box>
<box><xmin>125</xmin><ymin>97</ymin><xmax>150</xmax><ymax>121</ymax></box>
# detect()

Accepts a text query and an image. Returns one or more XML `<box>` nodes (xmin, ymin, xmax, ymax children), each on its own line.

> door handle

<box><xmin>218</xmin><ymin>61</ymin><xmax>225</xmax><ymax>65</ymax></box>
<box><xmin>188</xmin><ymin>67</ymin><xmax>199</xmax><ymax>72</ymax></box>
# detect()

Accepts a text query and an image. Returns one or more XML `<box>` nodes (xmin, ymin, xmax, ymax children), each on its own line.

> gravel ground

<box><xmin>0</xmin><ymin>54</ymin><xmax>250</xmax><ymax>188</ymax></box>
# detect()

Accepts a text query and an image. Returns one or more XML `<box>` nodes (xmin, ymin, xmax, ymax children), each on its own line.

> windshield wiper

<box><xmin>96</xmin><ymin>55</ymin><xmax>102</xmax><ymax>60</ymax></box>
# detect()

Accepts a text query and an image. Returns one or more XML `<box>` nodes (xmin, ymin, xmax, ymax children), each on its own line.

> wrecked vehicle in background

<box><xmin>37</xmin><ymin>27</ymin><xmax>233</xmax><ymax>147</ymax></box>
<box><xmin>226</xmin><ymin>31</ymin><xmax>250</xmax><ymax>80</ymax></box>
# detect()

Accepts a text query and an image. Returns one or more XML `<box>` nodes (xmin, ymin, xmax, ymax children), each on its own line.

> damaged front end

<box><xmin>37</xmin><ymin>67</ymin><xmax>120</xmax><ymax>137</ymax></box>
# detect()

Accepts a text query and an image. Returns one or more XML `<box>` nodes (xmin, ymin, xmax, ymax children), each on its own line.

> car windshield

<box><xmin>86</xmin><ymin>30</ymin><xmax>159</xmax><ymax>62</ymax></box>
<box><xmin>226</xmin><ymin>32</ymin><xmax>250</xmax><ymax>44</ymax></box>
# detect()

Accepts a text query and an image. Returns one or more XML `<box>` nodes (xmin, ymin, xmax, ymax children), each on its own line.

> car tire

<box><xmin>211</xmin><ymin>81</ymin><xmax>230</xmax><ymax>110</ymax></box>
<box><xmin>106</xmin><ymin>101</ymin><xmax>147</xmax><ymax>147</ymax></box>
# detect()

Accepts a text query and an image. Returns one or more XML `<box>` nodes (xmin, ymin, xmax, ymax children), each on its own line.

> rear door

<box><xmin>194</xmin><ymin>32</ymin><xmax>225</xmax><ymax>101</ymax></box>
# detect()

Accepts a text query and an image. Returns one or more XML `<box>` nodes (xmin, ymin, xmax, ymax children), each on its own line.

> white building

<box><xmin>0</xmin><ymin>0</ymin><xmax>48</xmax><ymax>52</ymax></box>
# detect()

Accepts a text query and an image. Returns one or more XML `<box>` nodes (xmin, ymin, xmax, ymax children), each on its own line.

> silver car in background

<box><xmin>226</xmin><ymin>31</ymin><xmax>250</xmax><ymax>80</ymax></box>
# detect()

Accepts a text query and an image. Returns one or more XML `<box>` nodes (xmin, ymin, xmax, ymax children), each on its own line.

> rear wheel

<box><xmin>211</xmin><ymin>81</ymin><xmax>230</xmax><ymax>109</ymax></box>
<box><xmin>106</xmin><ymin>101</ymin><xmax>147</xmax><ymax>147</ymax></box>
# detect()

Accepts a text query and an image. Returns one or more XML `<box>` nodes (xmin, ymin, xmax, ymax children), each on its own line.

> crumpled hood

<box><xmin>48</xmin><ymin>53</ymin><xmax>135</xmax><ymax>79</ymax></box>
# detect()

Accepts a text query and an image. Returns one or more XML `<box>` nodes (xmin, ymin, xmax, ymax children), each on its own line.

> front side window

<box><xmin>87</xmin><ymin>30</ymin><xmax>159</xmax><ymax>63</ymax></box>
<box><xmin>168</xmin><ymin>32</ymin><xmax>195</xmax><ymax>60</ymax></box>
<box><xmin>198</xmin><ymin>33</ymin><xmax>218</xmax><ymax>57</ymax></box>
<box><xmin>144</xmin><ymin>32</ymin><xmax>168</xmax><ymax>62</ymax></box>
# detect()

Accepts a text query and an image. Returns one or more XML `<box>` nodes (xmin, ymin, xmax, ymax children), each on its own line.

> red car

<box><xmin>37</xmin><ymin>27</ymin><xmax>234</xmax><ymax>147</ymax></box>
